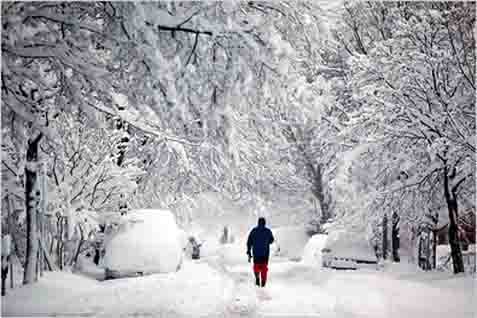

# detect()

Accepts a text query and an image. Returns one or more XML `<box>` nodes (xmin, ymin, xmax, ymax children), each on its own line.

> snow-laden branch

<box><xmin>85</xmin><ymin>101</ymin><xmax>204</xmax><ymax>147</ymax></box>
<box><xmin>24</xmin><ymin>10</ymin><xmax>104</xmax><ymax>36</ymax></box>
<box><xmin>146</xmin><ymin>22</ymin><xmax>213</xmax><ymax>36</ymax></box>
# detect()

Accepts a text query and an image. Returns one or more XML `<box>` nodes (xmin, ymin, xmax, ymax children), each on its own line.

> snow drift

<box><xmin>302</xmin><ymin>234</ymin><xmax>328</xmax><ymax>267</ymax></box>
<box><xmin>102</xmin><ymin>209</ymin><xmax>182</xmax><ymax>274</ymax></box>
<box><xmin>271</xmin><ymin>226</ymin><xmax>309</xmax><ymax>260</ymax></box>
<box><xmin>2</xmin><ymin>262</ymin><xmax>237</xmax><ymax>317</ymax></box>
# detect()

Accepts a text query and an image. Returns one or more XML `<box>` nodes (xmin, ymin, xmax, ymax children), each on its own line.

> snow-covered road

<box><xmin>2</xmin><ymin>257</ymin><xmax>474</xmax><ymax>317</ymax></box>
<box><xmin>226</xmin><ymin>260</ymin><xmax>475</xmax><ymax>318</ymax></box>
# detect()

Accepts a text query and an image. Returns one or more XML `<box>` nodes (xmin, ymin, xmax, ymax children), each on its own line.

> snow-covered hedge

<box><xmin>102</xmin><ymin>209</ymin><xmax>183</xmax><ymax>274</ymax></box>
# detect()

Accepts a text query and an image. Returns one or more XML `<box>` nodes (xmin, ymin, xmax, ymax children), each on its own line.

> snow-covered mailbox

<box><xmin>103</xmin><ymin>209</ymin><xmax>183</xmax><ymax>279</ymax></box>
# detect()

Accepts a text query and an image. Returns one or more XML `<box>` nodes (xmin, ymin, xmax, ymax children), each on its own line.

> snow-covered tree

<box><xmin>328</xmin><ymin>1</ymin><xmax>475</xmax><ymax>273</ymax></box>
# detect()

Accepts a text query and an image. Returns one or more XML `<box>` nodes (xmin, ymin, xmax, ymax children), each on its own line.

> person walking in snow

<box><xmin>247</xmin><ymin>217</ymin><xmax>274</xmax><ymax>287</ymax></box>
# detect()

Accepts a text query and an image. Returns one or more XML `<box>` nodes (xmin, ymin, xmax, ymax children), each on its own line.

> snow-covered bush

<box><xmin>102</xmin><ymin>209</ymin><xmax>183</xmax><ymax>274</ymax></box>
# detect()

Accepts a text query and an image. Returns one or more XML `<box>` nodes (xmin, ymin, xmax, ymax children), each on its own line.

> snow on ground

<box><xmin>3</xmin><ymin>234</ymin><xmax>475</xmax><ymax>318</ymax></box>
<box><xmin>271</xmin><ymin>226</ymin><xmax>309</xmax><ymax>260</ymax></box>
<box><xmin>302</xmin><ymin>234</ymin><xmax>328</xmax><ymax>266</ymax></box>
<box><xmin>2</xmin><ymin>261</ymin><xmax>237</xmax><ymax>317</ymax></box>
<box><xmin>75</xmin><ymin>255</ymin><xmax>107</xmax><ymax>280</ymax></box>
<box><xmin>227</xmin><ymin>260</ymin><xmax>475</xmax><ymax>318</ymax></box>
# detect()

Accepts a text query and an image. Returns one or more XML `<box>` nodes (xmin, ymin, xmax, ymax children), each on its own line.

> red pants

<box><xmin>253</xmin><ymin>262</ymin><xmax>268</xmax><ymax>286</ymax></box>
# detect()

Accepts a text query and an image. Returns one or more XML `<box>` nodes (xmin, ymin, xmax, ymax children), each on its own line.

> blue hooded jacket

<box><xmin>247</xmin><ymin>217</ymin><xmax>274</xmax><ymax>263</ymax></box>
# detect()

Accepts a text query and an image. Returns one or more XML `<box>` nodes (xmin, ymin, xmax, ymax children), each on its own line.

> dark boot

<box><xmin>254</xmin><ymin>272</ymin><xmax>260</xmax><ymax>286</ymax></box>
<box><xmin>261</xmin><ymin>277</ymin><xmax>266</xmax><ymax>287</ymax></box>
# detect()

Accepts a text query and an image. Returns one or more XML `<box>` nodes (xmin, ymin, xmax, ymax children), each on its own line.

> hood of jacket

<box><xmin>257</xmin><ymin>217</ymin><xmax>266</xmax><ymax>228</ymax></box>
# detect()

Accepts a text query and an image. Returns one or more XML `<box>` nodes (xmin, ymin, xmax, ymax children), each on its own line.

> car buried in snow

<box><xmin>321</xmin><ymin>237</ymin><xmax>377</xmax><ymax>270</ymax></box>
<box><xmin>102</xmin><ymin>209</ymin><xmax>183</xmax><ymax>279</ymax></box>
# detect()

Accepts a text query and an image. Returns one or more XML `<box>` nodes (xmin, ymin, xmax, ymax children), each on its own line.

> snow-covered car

<box><xmin>102</xmin><ymin>209</ymin><xmax>183</xmax><ymax>279</ymax></box>
<box><xmin>319</xmin><ymin>231</ymin><xmax>377</xmax><ymax>270</ymax></box>
<box><xmin>329</xmin><ymin>257</ymin><xmax>358</xmax><ymax>270</ymax></box>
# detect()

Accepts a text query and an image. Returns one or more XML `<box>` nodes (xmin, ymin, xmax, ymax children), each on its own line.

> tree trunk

<box><xmin>313</xmin><ymin>164</ymin><xmax>331</xmax><ymax>225</ymax></box>
<box><xmin>443</xmin><ymin>168</ymin><xmax>465</xmax><ymax>274</ymax></box>
<box><xmin>382</xmin><ymin>214</ymin><xmax>388</xmax><ymax>260</ymax></box>
<box><xmin>23</xmin><ymin>133</ymin><xmax>42</xmax><ymax>285</ymax></box>
<box><xmin>70</xmin><ymin>225</ymin><xmax>84</xmax><ymax>266</ymax></box>
<box><xmin>409</xmin><ymin>226</ymin><xmax>417</xmax><ymax>263</ymax></box>
<box><xmin>418</xmin><ymin>237</ymin><xmax>423</xmax><ymax>269</ymax></box>
<box><xmin>432</xmin><ymin>230</ymin><xmax>438</xmax><ymax>269</ymax></box>
<box><xmin>38</xmin><ymin>226</ymin><xmax>43</xmax><ymax>276</ymax></box>
<box><xmin>425</xmin><ymin>233</ymin><xmax>431</xmax><ymax>270</ymax></box>
<box><xmin>56</xmin><ymin>216</ymin><xmax>65</xmax><ymax>270</ymax></box>
<box><xmin>2</xmin><ymin>256</ymin><xmax>9</xmax><ymax>296</ymax></box>
<box><xmin>39</xmin><ymin>238</ymin><xmax>56</xmax><ymax>271</ymax></box>
<box><xmin>5</xmin><ymin>195</ymin><xmax>14</xmax><ymax>289</ymax></box>
<box><xmin>392</xmin><ymin>211</ymin><xmax>400</xmax><ymax>262</ymax></box>
<box><xmin>430</xmin><ymin>211</ymin><xmax>439</xmax><ymax>270</ymax></box>
<box><xmin>9</xmin><ymin>262</ymin><xmax>13</xmax><ymax>289</ymax></box>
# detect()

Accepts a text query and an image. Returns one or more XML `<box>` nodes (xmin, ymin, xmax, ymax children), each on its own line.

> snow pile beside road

<box><xmin>103</xmin><ymin>209</ymin><xmax>183</xmax><ymax>273</ymax></box>
<box><xmin>220</xmin><ymin>242</ymin><xmax>249</xmax><ymax>265</ymax></box>
<box><xmin>2</xmin><ymin>271</ymin><xmax>102</xmax><ymax>316</ymax></box>
<box><xmin>271</xmin><ymin>226</ymin><xmax>309</xmax><ymax>260</ymax></box>
<box><xmin>302</xmin><ymin>234</ymin><xmax>328</xmax><ymax>267</ymax></box>
<box><xmin>98</xmin><ymin>261</ymin><xmax>235</xmax><ymax>317</ymax></box>
<box><xmin>74</xmin><ymin>255</ymin><xmax>106</xmax><ymax>280</ymax></box>
<box><xmin>3</xmin><ymin>261</ymin><xmax>236</xmax><ymax>317</ymax></box>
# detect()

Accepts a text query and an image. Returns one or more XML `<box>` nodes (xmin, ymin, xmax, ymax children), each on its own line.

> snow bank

<box><xmin>2</xmin><ymin>271</ymin><xmax>101</xmax><ymax>316</ymax></box>
<box><xmin>3</xmin><ymin>262</ymin><xmax>236</xmax><ymax>317</ymax></box>
<box><xmin>219</xmin><ymin>240</ymin><xmax>249</xmax><ymax>265</ymax></box>
<box><xmin>271</xmin><ymin>226</ymin><xmax>309</xmax><ymax>260</ymax></box>
<box><xmin>201</xmin><ymin>238</ymin><xmax>221</xmax><ymax>258</ymax></box>
<box><xmin>103</xmin><ymin>209</ymin><xmax>182</xmax><ymax>273</ymax></box>
<box><xmin>74</xmin><ymin>255</ymin><xmax>106</xmax><ymax>281</ymax></box>
<box><xmin>98</xmin><ymin>261</ymin><xmax>235</xmax><ymax>317</ymax></box>
<box><xmin>302</xmin><ymin>234</ymin><xmax>328</xmax><ymax>267</ymax></box>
